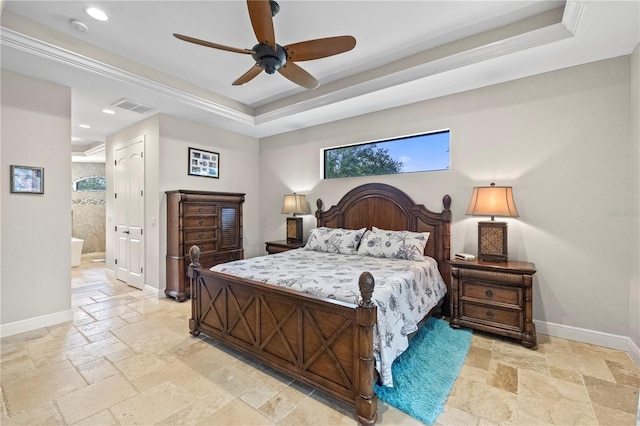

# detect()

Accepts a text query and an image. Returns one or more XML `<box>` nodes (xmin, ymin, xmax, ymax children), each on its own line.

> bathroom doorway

<box><xmin>71</xmin><ymin>162</ymin><xmax>107</xmax><ymax>266</ymax></box>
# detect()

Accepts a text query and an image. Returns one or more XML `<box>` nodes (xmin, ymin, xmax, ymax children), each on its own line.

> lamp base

<box><xmin>286</xmin><ymin>217</ymin><xmax>303</xmax><ymax>243</ymax></box>
<box><xmin>477</xmin><ymin>221</ymin><xmax>508</xmax><ymax>262</ymax></box>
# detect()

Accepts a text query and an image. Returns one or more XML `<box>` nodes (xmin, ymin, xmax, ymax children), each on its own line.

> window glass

<box><xmin>73</xmin><ymin>176</ymin><xmax>106</xmax><ymax>191</ymax></box>
<box><xmin>323</xmin><ymin>130</ymin><xmax>449</xmax><ymax>179</ymax></box>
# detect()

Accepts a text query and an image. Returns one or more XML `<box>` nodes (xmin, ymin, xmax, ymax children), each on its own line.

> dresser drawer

<box><xmin>183</xmin><ymin>217</ymin><xmax>216</xmax><ymax>229</ymax></box>
<box><xmin>461</xmin><ymin>281</ymin><xmax>522</xmax><ymax>307</ymax></box>
<box><xmin>461</xmin><ymin>302</ymin><xmax>522</xmax><ymax>330</ymax></box>
<box><xmin>183</xmin><ymin>203</ymin><xmax>218</xmax><ymax>215</ymax></box>
<box><xmin>184</xmin><ymin>230</ymin><xmax>216</xmax><ymax>244</ymax></box>
<box><xmin>201</xmin><ymin>250</ymin><xmax>242</xmax><ymax>267</ymax></box>
<box><xmin>183</xmin><ymin>240</ymin><xmax>217</xmax><ymax>254</ymax></box>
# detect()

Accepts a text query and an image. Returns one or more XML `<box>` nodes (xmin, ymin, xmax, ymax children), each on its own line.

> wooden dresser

<box><xmin>166</xmin><ymin>190</ymin><xmax>245</xmax><ymax>301</ymax></box>
<box><xmin>449</xmin><ymin>259</ymin><xmax>537</xmax><ymax>348</ymax></box>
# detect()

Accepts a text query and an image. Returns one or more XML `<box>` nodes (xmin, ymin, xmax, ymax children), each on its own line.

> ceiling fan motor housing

<box><xmin>252</xmin><ymin>43</ymin><xmax>287</xmax><ymax>74</ymax></box>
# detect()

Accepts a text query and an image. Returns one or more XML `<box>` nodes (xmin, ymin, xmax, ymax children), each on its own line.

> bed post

<box><xmin>356</xmin><ymin>272</ymin><xmax>378</xmax><ymax>425</ymax></box>
<box><xmin>441</xmin><ymin>194</ymin><xmax>452</xmax><ymax>317</ymax></box>
<box><xmin>188</xmin><ymin>245</ymin><xmax>201</xmax><ymax>337</ymax></box>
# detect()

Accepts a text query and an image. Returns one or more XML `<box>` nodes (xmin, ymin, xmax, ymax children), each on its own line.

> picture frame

<box><xmin>10</xmin><ymin>165</ymin><xmax>44</xmax><ymax>194</ymax></box>
<box><xmin>188</xmin><ymin>147</ymin><xmax>219</xmax><ymax>179</ymax></box>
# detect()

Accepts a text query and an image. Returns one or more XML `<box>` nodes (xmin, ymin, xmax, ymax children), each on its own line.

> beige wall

<box><xmin>630</xmin><ymin>43</ymin><xmax>640</xmax><ymax>354</ymax></box>
<box><xmin>105</xmin><ymin>114</ymin><xmax>260</xmax><ymax>297</ymax></box>
<box><xmin>1</xmin><ymin>71</ymin><xmax>72</xmax><ymax>332</ymax></box>
<box><xmin>157</xmin><ymin>114</ymin><xmax>260</xmax><ymax>292</ymax></box>
<box><xmin>260</xmin><ymin>57</ymin><xmax>637</xmax><ymax>355</ymax></box>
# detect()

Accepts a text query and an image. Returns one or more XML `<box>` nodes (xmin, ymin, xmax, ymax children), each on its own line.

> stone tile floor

<box><xmin>1</xmin><ymin>253</ymin><xmax>638</xmax><ymax>425</ymax></box>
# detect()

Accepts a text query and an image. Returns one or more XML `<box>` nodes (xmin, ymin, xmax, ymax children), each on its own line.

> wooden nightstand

<box><xmin>265</xmin><ymin>240</ymin><xmax>305</xmax><ymax>254</ymax></box>
<box><xmin>449</xmin><ymin>259</ymin><xmax>537</xmax><ymax>348</ymax></box>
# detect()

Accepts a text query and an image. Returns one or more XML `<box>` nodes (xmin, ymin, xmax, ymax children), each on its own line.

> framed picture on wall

<box><xmin>188</xmin><ymin>147</ymin><xmax>219</xmax><ymax>179</ymax></box>
<box><xmin>10</xmin><ymin>165</ymin><xmax>44</xmax><ymax>194</ymax></box>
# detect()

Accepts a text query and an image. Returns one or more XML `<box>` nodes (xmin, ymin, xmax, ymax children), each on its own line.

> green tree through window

<box><xmin>325</xmin><ymin>144</ymin><xmax>403</xmax><ymax>178</ymax></box>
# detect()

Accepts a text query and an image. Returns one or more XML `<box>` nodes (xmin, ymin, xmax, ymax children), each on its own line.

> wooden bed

<box><xmin>187</xmin><ymin>183</ymin><xmax>452</xmax><ymax>425</ymax></box>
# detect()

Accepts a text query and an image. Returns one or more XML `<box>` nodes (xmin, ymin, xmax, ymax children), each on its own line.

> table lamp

<box><xmin>282</xmin><ymin>193</ymin><xmax>311</xmax><ymax>243</ymax></box>
<box><xmin>465</xmin><ymin>183</ymin><xmax>519</xmax><ymax>262</ymax></box>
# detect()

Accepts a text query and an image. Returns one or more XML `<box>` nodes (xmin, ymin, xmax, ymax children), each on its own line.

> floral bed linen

<box><xmin>211</xmin><ymin>249</ymin><xmax>447</xmax><ymax>386</ymax></box>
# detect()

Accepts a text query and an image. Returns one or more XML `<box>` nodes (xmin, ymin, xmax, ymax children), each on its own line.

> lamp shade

<box><xmin>281</xmin><ymin>193</ymin><xmax>311</xmax><ymax>215</ymax></box>
<box><xmin>465</xmin><ymin>183</ymin><xmax>519</xmax><ymax>219</ymax></box>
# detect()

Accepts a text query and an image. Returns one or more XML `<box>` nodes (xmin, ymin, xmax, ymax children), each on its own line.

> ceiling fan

<box><xmin>173</xmin><ymin>0</ymin><xmax>356</xmax><ymax>89</ymax></box>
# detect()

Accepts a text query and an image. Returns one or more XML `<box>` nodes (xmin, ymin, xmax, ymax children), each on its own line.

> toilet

<box><xmin>71</xmin><ymin>237</ymin><xmax>84</xmax><ymax>267</ymax></box>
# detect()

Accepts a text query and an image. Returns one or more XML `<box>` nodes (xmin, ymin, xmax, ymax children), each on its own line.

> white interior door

<box><xmin>114</xmin><ymin>138</ymin><xmax>145</xmax><ymax>289</ymax></box>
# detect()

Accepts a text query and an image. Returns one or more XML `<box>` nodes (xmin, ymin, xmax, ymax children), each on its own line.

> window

<box><xmin>73</xmin><ymin>176</ymin><xmax>106</xmax><ymax>191</ymax></box>
<box><xmin>323</xmin><ymin>130</ymin><xmax>449</xmax><ymax>179</ymax></box>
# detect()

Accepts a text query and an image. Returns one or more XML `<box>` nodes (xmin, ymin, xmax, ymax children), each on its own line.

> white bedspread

<box><xmin>211</xmin><ymin>249</ymin><xmax>447</xmax><ymax>386</ymax></box>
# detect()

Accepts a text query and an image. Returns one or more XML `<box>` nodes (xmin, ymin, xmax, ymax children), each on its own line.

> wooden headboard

<box><xmin>315</xmin><ymin>183</ymin><xmax>452</xmax><ymax>290</ymax></box>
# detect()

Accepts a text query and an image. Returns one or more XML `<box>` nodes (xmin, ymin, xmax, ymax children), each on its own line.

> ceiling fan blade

<box><xmin>173</xmin><ymin>34</ymin><xmax>254</xmax><ymax>55</ymax></box>
<box><xmin>246</xmin><ymin>0</ymin><xmax>276</xmax><ymax>50</ymax></box>
<box><xmin>278</xmin><ymin>62</ymin><xmax>319</xmax><ymax>89</ymax></box>
<box><xmin>232</xmin><ymin>64</ymin><xmax>264</xmax><ymax>86</ymax></box>
<box><xmin>284</xmin><ymin>36</ymin><xmax>356</xmax><ymax>62</ymax></box>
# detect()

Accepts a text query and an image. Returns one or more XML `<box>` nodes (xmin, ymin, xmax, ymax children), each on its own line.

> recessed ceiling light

<box><xmin>85</xmin><ymin>7</ymin><xmax>108</xmax><ymax>21</ymax></box>
<box><xmin>79</xmin><ymin>124</ymin><xmax>91</xmax><ymax>129</ymax></box>
<box><xmin>102</xmin><ymin>109</ymin><xmax>116</xmax><ymax>114</ymax></box>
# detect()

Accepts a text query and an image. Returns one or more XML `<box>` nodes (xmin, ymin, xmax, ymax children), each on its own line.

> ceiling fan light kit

<box><xmin>173</xmin><ymin>0</ymin><xmax>355</xmax><ymax>89</ymax></box>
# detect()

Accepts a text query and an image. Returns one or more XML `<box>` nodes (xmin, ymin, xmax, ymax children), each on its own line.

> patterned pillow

<box><xmin>304</xmin><ymin>227</ymin><xmax>367</xmax><ymax>255</ymax></box>
<box><xmin>357</xmin><ymin>227</ymin><xmax>430</xmax><ymax>261</ymax></box>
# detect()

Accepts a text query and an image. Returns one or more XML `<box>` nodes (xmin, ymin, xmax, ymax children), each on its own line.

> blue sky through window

<box><xmin>383</xmin><ymin>130</ymin><xmax>450</xmax><ymax>173</ymax></box>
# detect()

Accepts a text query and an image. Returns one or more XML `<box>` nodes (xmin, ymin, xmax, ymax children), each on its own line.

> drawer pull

<box><xmin>199</xmin><ymin>219</ymin><xmax>204</xmax><ymax>226</ymax></box>
<box><xmin>199</xmin><ymin>207</ymin><xmax>203</xmax><ymax>212</ymax></box>
<box><xmin>486</xmin><ymin>311</ymin><xmax>494</xmax><ymax>318</ymax></box>
<box><xmin>485</xmin><ymin>290</ymin><xmax>493</xmax><ymax>298</ymax></box>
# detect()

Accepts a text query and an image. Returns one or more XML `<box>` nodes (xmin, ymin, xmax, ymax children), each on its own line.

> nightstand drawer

<box><xmin>461</xmin><ymin>281</ymin><xmax>522</xmax><ymax>306</ymax></box>
<box><xmin>461</xmin><ymin>302</ymin><xmax>522</xmax><ymax>330</ymax></box>
<box><xmin>265</xmin><ymin>240</ymin><xmax>305</xmax><ymax>254</ymax></box>
<box><xmin>267</xmin><ymin>245</ymin><xmax>293</xmax><ymax>254</ymax></box>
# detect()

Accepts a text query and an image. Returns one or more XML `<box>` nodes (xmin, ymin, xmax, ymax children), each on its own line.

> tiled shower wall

<box><xmin>72</xmin><ymin>162</ymin><xmax>106</xmax><ymax>253</ymax></box>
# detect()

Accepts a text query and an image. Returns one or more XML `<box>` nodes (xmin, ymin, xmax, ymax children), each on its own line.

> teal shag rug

<box><xmin>374</xmin><ymin>317</ymin><xmax>472</xmax><ymax>425</ymax></box>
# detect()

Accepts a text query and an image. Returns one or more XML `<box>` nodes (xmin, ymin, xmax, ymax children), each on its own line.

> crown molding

<box><xmin>0</xmin><ymin>3</ymin><xmax>583</xmax><ymax>136</ymax></box>
<box><xmin>0</xmin><ymin>27</ymin><xmax>254</xmax><ymax>126</ymax></box>
<box><xmin>254</xmin><ymin>15</ymin><xmax>576</xmax><ymax>127</ymax></box>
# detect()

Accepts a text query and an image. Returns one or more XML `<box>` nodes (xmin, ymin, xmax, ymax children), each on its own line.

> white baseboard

<box><xmin>104</xmin><ymin>268</ymin><xmax>164</xmax><ymax>300</ymax></box>
<box><xmin>144</xmin><ymin>284</ymin><xmax>165</xmax><ymax>299</ymax></box>
<box><xmin>628</xmin><ymin>337</ymin><xmax>640</xmax><ymax>367</ymax></box>
<box><xmin>535</xmin><ymin>320</ymin><xmax>640</xmax><ymax>366</ymax></box>
<box><xmin>0</xmin><ymin>309</ymin><xmax>73</xmax><ymax>338</ymax></box>
<box><xmin>105</xmin><ymin>267</ymin><xmax>115</xmax><ymax>279</ymax></box>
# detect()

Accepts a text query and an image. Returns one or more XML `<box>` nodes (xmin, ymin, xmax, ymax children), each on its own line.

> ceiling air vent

<box><xmin>112</xmin><ymin>98</ymin><xmax>156</xmax><ymax>114</ymax></box>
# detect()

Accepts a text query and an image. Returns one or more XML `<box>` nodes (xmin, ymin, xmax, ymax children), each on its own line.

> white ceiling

<box><xmin>1</xmin><ymin>1</ymin><xmax>639</xmax><ymax>162</ymax></box>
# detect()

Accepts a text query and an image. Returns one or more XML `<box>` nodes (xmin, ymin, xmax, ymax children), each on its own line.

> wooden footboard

<box><xmin>188</xmin><ymin>246</ymin><xmax>378</xmax><ymax>425</ymax></box>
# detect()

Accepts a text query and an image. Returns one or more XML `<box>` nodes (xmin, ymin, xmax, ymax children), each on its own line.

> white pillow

<box><xmin>357</xmin><ymin>227</ymin><xmax>430</xmax><ymax>261</ymax></box>
<box><xmin>304</xmin><ymin>227</ymin><xmax>367</xmax><ymax>255</ymax></box>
